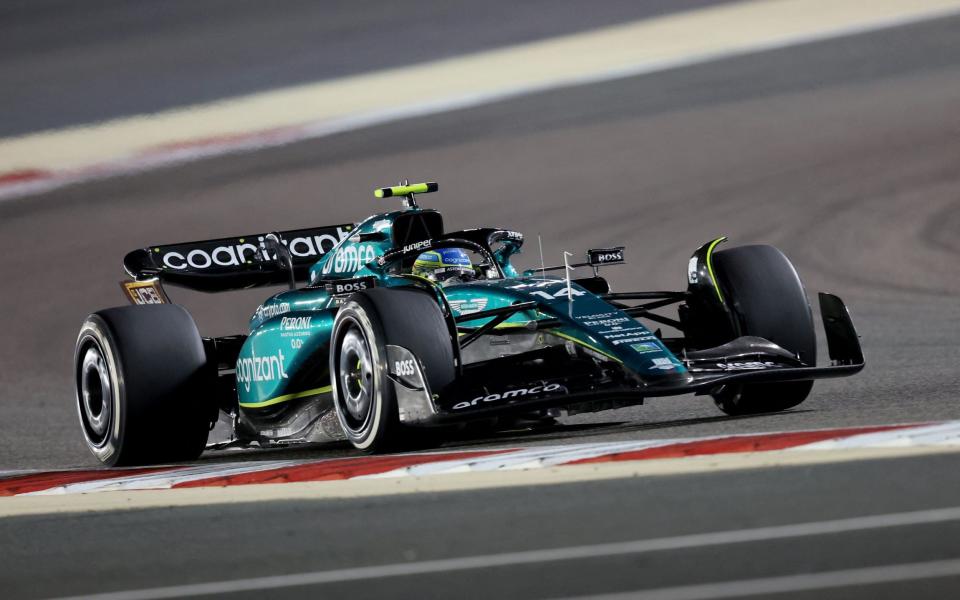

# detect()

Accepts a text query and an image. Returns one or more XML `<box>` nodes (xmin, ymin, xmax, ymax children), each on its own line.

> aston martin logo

<box><xmin>448</xmin><ymin>298</ymin><xmax>489</xmax><ymax>315</ymax></box>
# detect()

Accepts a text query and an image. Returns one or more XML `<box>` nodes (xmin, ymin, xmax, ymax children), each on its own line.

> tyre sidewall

<box><xmin>329</xmin><ymin>287</ymin><xmax>455</xmax><ymax>452</ymax></box>
<box><xmin>75</xmin><ymin>316</ymin><xmax>125</xmax><ymax>465</ymax></box>
<box><xmin>330</xmin><ymin>297</ymin><xmax>395</xmax><ymax>451</ymax></box>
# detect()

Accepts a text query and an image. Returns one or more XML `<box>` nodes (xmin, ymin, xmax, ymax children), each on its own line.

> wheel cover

<box><xmin>80</xmin><ymin>344</ymin><xmax>112</xmax><ymax>445</ymax></box>
<box><xmin>338</xmin><ymin>325</ymin><xmax>375</xmax><ymax>429</ymax></box>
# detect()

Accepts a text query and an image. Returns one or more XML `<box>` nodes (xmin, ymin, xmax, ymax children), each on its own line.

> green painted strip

<box><xmin>705</xmin><ymin>237</ymin><xmax>727</xmax><ymax>304</ymax></box>
<box><xmin>239</xmin><ymin>385</ymin><xmax>332</xmax><ymax>408</ymax></box>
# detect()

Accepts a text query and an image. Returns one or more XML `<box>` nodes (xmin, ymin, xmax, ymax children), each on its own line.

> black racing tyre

<box><xmin>330</xmin><ymin>287</ymin><xmax>455</xmax><ymax>453</ymax></box>
<box><xmin>74</xmin><ymin>304</ymin><xmax>213</xmax><ymax>466</ymax></box>
<box><xmin>711</xmin><ymin>245</ymin><xmax>817</xmax><ymax>415</ymax></box>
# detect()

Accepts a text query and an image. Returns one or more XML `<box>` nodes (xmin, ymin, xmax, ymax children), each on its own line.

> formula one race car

<box><xmin>74</xmin><ymin>182</ymin><xmax>864</xmax><ymax>466</ymax></box>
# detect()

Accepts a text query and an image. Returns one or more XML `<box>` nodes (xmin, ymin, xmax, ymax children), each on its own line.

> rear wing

<box><xmin>123</xmin><ymin>225</ymin><xmax>353</xmax><ymax>292</ymax></box>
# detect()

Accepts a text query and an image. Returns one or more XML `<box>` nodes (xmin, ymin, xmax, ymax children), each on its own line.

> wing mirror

<box><xmin>586</xmin><ymin>247</ymin><xmax>625</xmax><ymax>267</ymax></box>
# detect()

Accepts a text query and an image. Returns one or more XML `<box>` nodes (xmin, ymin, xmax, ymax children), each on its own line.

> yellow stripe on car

<box><xmin>705</xmin><ymin>237</ymin><xmax>728</xmax><ymax>304</ymax></box>
<box><xmin>549</xmin><ymin>330</ymin><xmax>623</xmax><ymax>363</ymax></box>
<box><xmin>239</xmin><ymin>385</ymin><xmax>332</xmax><ymax>408</ymax></box>
<box><xmin>374</xmin><ymin>182</ymin><xmax>438</xmax><ymax>198</ymax></box>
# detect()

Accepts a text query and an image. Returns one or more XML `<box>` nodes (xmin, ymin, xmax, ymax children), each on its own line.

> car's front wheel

<box><xmin>330</xmin><ymin>288</ymin><xmax>454</xmax><ymax>453</ymax></box>
<box><xmin>709</xmin><ymin>245</ymin><xmax>817</xmax><ymax>415</ymax></box>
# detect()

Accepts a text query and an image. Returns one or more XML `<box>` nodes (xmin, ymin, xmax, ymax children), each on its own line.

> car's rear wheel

<box><xmin>74</xmin><ymin>305</ymin><xmax>214</xmax><ymax>466</ymax></box>
<box><xmin>330</xmin><ymin>287</ymin><xmax>455</xmax><ymax>453</ymax></box>
<box><xmin>710</xmin><ymin>245</ymin><xmax>817</xmax><ymax>415</ymax></box>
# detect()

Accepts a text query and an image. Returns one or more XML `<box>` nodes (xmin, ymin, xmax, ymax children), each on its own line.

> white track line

<box><xmin>360</xmin><ymin>440</ymin><xmax>681</xmax><ymax>478</ymax></box>
<box><xmin>25</xmin><ymin>460</ymin><xmax>309</xmax><ymax>495</ymax></box>
<box><xmin>16</xmin><ymin>422</ymin><xmax>958</xmax><ymax>494</ymax></box>
<box><xmin>795</xmin><ymin>421</ymin><xmax>960</xmax><ymax>450</ymax></box>
<box><xmin>549</xmin><ymin>559</ymin><xmax>960</xmax><ymax>600</ymax></box>
<box><xmin>7</xmin><ymin>422</ymin><xmax>957</xmax><ymax>496</ymax></box>
<box><xmin>3</xmin><ymin>447</ymin><xmax>957</xmax><ymax>517</ymax></box>
<box><xmin>372</xmin><ymin>423</ymin><xmax>957</xmax><ymax>479</ymax></box>
<box><xmin>48</xmin><ymin>506</ymin><xmax>960</xmax><ymax>600</ymax></box>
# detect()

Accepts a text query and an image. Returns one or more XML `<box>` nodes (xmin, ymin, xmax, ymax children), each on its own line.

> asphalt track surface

<box><xmin>0</xmin><ymin>0</ymin><xmax>734</xmax><ymax>136</ymax></box>
<box><xmin>1</xmin><ymin>7</ymin><xmax>960</xmax><ymax>599</ymax></box>
<box><xmin>4</xmin><ymin>454</ymin><xmax>960</xmax><ymax>599</ymax></box>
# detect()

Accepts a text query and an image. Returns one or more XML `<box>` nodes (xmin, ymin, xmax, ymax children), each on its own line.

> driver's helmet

<box><xmin>412</xmin><ymin>247</ymin><xmax>476</xmax><ymax>286</ymax></box>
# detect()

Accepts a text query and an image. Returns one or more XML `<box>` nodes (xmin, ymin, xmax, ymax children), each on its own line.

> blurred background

<box><xmin>1</xmin><ymin>0</ymin><xmax>959</xmax><ymax>470</ymax></box>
